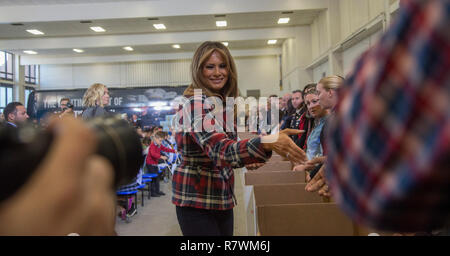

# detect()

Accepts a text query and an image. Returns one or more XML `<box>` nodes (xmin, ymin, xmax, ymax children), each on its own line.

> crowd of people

<box><xmin>0</xmin><ymin>0</ymin><xmax>448</xmax><ymax>236</ymax></box>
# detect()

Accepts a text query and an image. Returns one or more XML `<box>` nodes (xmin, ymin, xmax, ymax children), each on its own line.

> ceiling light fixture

<box><xmin>222</xmin><ymin>42</ymin><xmax>229</xmax><ymax>47</ymax></box>
<box><xmin>278</xmin><ymin>18</ymin><xmax>290</xmax><ymax>24</ymax></box>
<box><xmin>23</xmin><ymin>50</ymin><xmax>38</xmax><ymax>55</ymax></box>
<box><xmin>26</xmin><ymin>29</ymin><xmax>44</xmax><ymax>35</ymax></box>
<box><xmin>267</xmin><ymin>40</ymin><xmax>278</xmax><ymax>45</ymax></box>
<box><xmin>73</xmin><ymin>49</ymin><xmax>84</xmax><ymax>53</ymax></box>
<box><xmin>123</xmin><ymin>46</ymin><xmax>134</xmax><ymax>51</ymax></box>
<box><xmin>172</xmin><ymin>44</ymin><xmax>181</xmax><ymax>49</ymax></box>
<box><xmin>90</xmin><ymin>26</ymin><xmax>105</xmax><ymax>32</ymax></box>
<box><xmin>216</xmin><ymin>20</ymin><xmax>227</xmax><ymax>27</ymax></box>
<box><xmin>153</xmin><ymin>24</ymin><xmax>166</xmax><ymax>30</ymax></box>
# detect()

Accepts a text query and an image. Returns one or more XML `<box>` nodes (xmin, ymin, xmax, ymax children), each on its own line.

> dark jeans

<box><xmin>176</xmin><ymin>206</ymin><xmax>233</xmax><ymax>236</ymax></box>
<box><xmin>146</xmin><ymin>164</ymin><xmax>161</xmax><ymax>195</ymax></box>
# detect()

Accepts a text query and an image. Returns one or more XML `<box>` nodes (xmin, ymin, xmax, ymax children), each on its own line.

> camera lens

<box><xmin>0</xmin><ymin>116</ymin><xmax>143</xmax><ymax>202</ymax></box>
<box><xmin>86</xmin><ymin>116</ymin><xmax>144</xmax><ymax>187</ymax></box>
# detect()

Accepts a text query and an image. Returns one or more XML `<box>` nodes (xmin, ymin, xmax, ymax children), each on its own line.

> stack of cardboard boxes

<box><xmin>239</xmin><ymin>132</ymin><xmax>382</xmax><ymax>236</ymax></box>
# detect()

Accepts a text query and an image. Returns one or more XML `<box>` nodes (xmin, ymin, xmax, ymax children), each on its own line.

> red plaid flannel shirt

<box><xmin>172</xmin><ymin>95</ymin><xmax>271</xmax><ymax>210</ymax></box>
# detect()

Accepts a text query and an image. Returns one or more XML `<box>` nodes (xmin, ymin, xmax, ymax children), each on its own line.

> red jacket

<box><xmin>146</xmin><ymin>142</ymin><xmax>176</xmax><ymax>165</ymax></box>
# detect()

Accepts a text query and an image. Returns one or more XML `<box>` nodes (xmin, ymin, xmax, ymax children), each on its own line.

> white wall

<box><xmin>281</xmin><ymin>26</ymin><xmax>313</xmax><ymax>93</ymax></box>
<box><xmin>40</xmin><ymin>59</ymin><xmax>192</xmax><ymax>89</ymax></box>
<box><xmin>236</xmin><ymin>55</ymin><xmax>280</xmax><ymax>97</ymax></box>
<box><xmin>40</xmin><ymin>55</ymin><xmax>281</xmax><ymax>97</ymax></box>
<box><xmin>313</xmin><ymin>61</ymin><xmax>329</xmax><ymax>83</ymax></box>
<box><xmin>342</xmin><ymin>29</ymin><xmax>383</xmax><ymax>75</ymax></box>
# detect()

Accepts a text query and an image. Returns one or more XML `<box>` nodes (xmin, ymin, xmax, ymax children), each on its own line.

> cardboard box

<box><xmin>257</xmin><ymin>203</ymin><xmax>355</xmax><ymax>236</ymax></box>
<box><xmin>256</xmin><ymin>161</ymin><xmax>292</xmax><ymax>172</ymax></box>
<box><xmin>268</xmin><ymin>154</ymin><xmax>288</xmax><ymax>162</ymax></box>
<box><xmin>245</xmin><ymin>171</ymin><xmax>306</xmax><ymax>186</ymax></box>
<box><xmin>253</xmin><ymin>183</ymin><xmax>354</xmax><ymax>236</ymax></box>
<box><xmin>253</xmin><ymin>183</ymin><xmax>323</xmax><ymax>205</ymax></box>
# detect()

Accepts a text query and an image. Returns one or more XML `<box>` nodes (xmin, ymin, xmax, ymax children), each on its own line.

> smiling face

<box><xmin>305</xmin><ymin>93</ymin><xmax>325</xmax><ymax>118</ymax></box>
<box><xmin>201</xmin><ymin>51</ymin><xmax>229</xmax><ymax>93</ymax></box>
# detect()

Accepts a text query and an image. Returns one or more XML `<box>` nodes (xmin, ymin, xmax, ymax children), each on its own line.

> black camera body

<box><xmin>0</xmin><ymin>116</ymin><xmax>143</xmax><ymax>202</ymax></box>
<box><xmin>65</xmin><ymin>102</ymin><xmax>74</xmax><ymax>109</ymax></box>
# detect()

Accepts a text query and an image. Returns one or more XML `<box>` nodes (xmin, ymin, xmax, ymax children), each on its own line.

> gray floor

<box><xmin>115</xmin><ymin>169</ymin><xmax>248</xmax><ymax>236</ymax></box>
<box><xmin>115</xmin><ymin>181</ymin><xmax>182</xmax><ymax>236</ymax></box>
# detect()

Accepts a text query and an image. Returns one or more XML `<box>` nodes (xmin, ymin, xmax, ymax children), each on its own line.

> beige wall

<box><xmin>40</xmin><ymin>55</ymin><xmax>281</xmax><ymax>97</ymax></box>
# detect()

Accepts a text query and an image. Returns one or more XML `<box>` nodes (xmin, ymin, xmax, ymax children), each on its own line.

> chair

<box><xmin>116</xmin><ymin>190</ymin><xmax>138</xmax><ymax>223</ymax></box>
<box><xmin>137</xmin><ymin>184</ymin><xmax>147</xmax><ymax>207</ymax></box>
<box><xmin>142</xmin><ymin>177</ymin><xmax>153</xmax><ymax>199</ymax></box>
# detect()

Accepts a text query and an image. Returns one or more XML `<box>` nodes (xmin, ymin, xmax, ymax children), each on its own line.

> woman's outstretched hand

<box><xmin>261</xmin><ymin>129</ymin><xmax>307</xmax><ymax>165</ymax></box>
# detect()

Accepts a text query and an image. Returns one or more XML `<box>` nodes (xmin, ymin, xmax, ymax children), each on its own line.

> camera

<box><xmin>0</xmin><ymin>116</ymin><xmax>144</xmax><ymax>202</ymax></box>
<box><xmin>65</xmin><ymin>102</ymin><xmax>74</xmax><ymax>109</ymax></box>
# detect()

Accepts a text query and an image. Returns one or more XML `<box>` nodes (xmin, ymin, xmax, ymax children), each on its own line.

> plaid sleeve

<box><xmin>325</xmin><ymin>0</ymin><xmax>450</xmax><ymax>232</ymax></box>
<box><xmin>187</xmin><ymin>96</ymin><xmax>271</xmax><ymax>168</ymax></box>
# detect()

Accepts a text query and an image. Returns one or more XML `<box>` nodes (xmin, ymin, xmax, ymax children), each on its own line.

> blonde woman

<box><xmin>81</xmin><ymin>83</ymin><xmax>111</xmax><ymax>120</ymax></box>
<box><xmin>173</xmin><ymin>41</ymin><xmax>306</xmax><ymax>236</ymax></box>
<box><xmin>303</xmin><ymin>75</ymin><xmax>344</xmax><ymax>196</ymax></box>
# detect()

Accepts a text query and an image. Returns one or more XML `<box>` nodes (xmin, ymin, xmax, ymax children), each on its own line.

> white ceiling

<box><xmin>0</xmin><ymin>0</ymin><xmax>327</xmax><ymax>64</ymax></box>
<box><xmin>0</xmin><ymin>10</ymin><xmax>321</xmax><ymax>39</ymax></box>
<box><xmin>0</xmin><ymin>0</ymin><xmax>151</xmax><ymax>6</ymax></box>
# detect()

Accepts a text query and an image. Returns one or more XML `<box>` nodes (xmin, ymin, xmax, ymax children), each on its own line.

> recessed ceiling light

<box><xmin>23</xmin><ymin>50</ymin><xmax>37</xmax><ymax>55</ymax></box>
<box><xmin>73</xmin><ymin>49</ymin><xmax>84</xmax><ymax>53</ymax></box>
<box><xmin>267</xmin><ymin>40</ymin><xmax>278</xmax><ymax>45</ymax></box>
<box><xmin>278</xmin><ymin>18</ymin><xmax>290</xmax><ymax>24</ymax></box>
<box><xmin>153</xmin><ymin>24</ymin><xmax>166</xmax><ymax>30</ymax></box>
<box><xmin>222</xmin><ymin>42</ymin><xmax>229</xmax><ymax>47</ymax></box>
<box><xmin>216</xmin><ymin>20</ymin><xmax>227</xmax><ymax>27</ymax></box>
<box><xmin>123</xmin><ymin>46</ymin><xmax>134</xmax><ymax>51</ymax></box>
<box><xmin>90</xmin><ymin>26</ymin><xmax>105</xmax><ymax>32</ymax></box>
<box><xmin>172</xmin><ymin>44</ymin><xmax>181</xmax><ymax>49</ymax></box>
<box><xmin>26</xmin><ymin>29</ymin><xmax>44</xmax><ymax>35</ymax></box>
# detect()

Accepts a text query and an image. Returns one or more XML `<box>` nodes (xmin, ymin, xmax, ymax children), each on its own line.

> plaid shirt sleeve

<box><xmin>325</xmin><ymin>0</ymin><xmax>450</xmax><ymax>232</ymax></box>
<box><xmin>188</xmin><ymin>95</ymin><xmax>271</xmax><ymax>168</ymax></box>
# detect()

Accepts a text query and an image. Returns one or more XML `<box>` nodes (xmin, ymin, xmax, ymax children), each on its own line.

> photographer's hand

<box><xmin>0</xmin><ymin>117</ymin><xmax>116</xmax><ymax>235</ymax></box>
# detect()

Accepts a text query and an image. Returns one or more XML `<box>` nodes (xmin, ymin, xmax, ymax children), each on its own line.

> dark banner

<box><xmin>27</xmin><ymin>86</ymin><xmax>188</xmax><ymax>129</ymax></box>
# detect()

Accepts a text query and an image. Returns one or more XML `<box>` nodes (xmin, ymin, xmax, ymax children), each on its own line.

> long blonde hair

<box><xmin>83</xmin><ymin>83</ymin><xmax>107</xmax><ymax>107</ymax></box>
<box><xmin>184</xmin><ymin>41</ymin><xmax>238</xmax><ymax>99</ymax></box>
<box><xmin>318</xmin><ymin>75</ymin><xmax>344</xmax><ymax>91</ymax></box>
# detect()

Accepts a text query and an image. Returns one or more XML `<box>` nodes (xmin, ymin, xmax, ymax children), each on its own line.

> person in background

<box><xmin>81</xmin><ymin>83</ymin><xmax>111</xmax><ymax>120</ymax></box>
<box><xmin>323</xmin><ymin>0</ymin><xmax>450</xmax><ymax>234</ymax></box>
<box><xmin>301</xmin><ymin>75</ymin><xmax>344</xmax><ymax>190</ymax></box>
<box><xmin>292</xmin><ymin>85</ymin><xmax>328</xmax><ymax>177</ymax></box>
<box><xmin>131</xmin><ymin>114</ymin><xmax>142</xmax><ymax>129</ymax></box>
<box><xmin>56</xmin><ymin>98</ymin><xmax>74</xmax><ymax>118</ymax></box>
<box><xmin>3</xmin><ymin>102</ymin><xmax>29</xmax><ymax>128</ymax></box>
<box><xmin>146</xmin><ymin>131</ymin><xmax>176</xmax><ymax>197</ymax></box>
<box><xmin>284</xmin><ymin>85</ymin><xmax>316</xmax><ymax>150</ymax></box>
